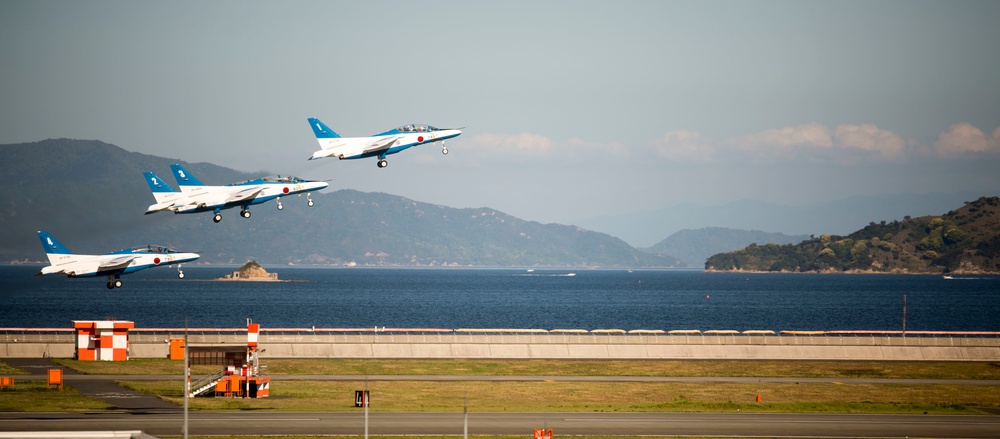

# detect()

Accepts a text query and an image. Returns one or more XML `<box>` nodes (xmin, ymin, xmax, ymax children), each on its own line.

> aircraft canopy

<box><xmin>397</xmin><ymin>124</ymin><xmax>440</xmax><ymax>132</ymax></box>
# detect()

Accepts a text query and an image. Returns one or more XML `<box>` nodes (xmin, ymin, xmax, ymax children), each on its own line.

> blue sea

<box><xmin>1</xmin><ymin>265</ymin><xmax>998</xmax><ymax>332</ymax></box>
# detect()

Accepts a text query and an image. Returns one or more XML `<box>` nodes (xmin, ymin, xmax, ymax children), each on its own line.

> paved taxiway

<box><xmin>2</xmin><ymin>411</ymin><xmax>1000</xmax><ymax>437</ymax></box>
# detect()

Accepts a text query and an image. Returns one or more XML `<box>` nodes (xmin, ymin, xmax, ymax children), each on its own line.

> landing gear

<box><xmin>240</xmin><ymin>209</ymin><xmax>251</xmax><ymax>219</ymax></box>
<box><xmin>308</xmin><ymin>197</ymin><xmax>315</xmax><ymax>207</ymax></box>
<box><xmin>213</xmin><ymin>212</ymin><xmax>222</xmax><ymax>223</ymax></box>
<box><xmin>106</xmin><ymin>275</ymin><xmax>122</xmax><ymax>289</ymax></box>
<box><xmin>276</xmin><ymin>198</ymin><xmax>283</xmax><ymax>210</ymax></box>
<box><xmin>178</xmin><ymin>265</ymin><xmax>185</xmax><ymax>279</ymax></box>
<box><xmin>442</xmin><ymin>141</ymin><xmax>449</xmax><ymax>155</ymax></box>
<box><xmin>377</xmin><ymin>159</ymin><xmax>388</xmax><ymax>168</ymax></box>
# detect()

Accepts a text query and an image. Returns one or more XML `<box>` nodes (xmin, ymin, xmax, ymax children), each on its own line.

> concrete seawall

<box><xmin>3</xmin><ymin>330</ymin><xmax>999</xmax><ymax>361</ymax></box>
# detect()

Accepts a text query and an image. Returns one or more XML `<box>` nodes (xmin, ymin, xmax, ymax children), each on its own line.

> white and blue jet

<box><xmin>307</xmin><ymin>117</ymin><xmax>462</xmax><ymax>168</ymax></box>
<box><xmin>35</xmin><ymin>230</ymin><xmax>200</xmax><ymax>289</ymax></box>
<box><xmin>144</xmin><ymin>164</ymin><xmax>329</xmax><ymax>223</ymax></box>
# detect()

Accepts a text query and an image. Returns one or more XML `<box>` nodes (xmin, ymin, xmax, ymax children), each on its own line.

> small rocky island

<box><xmin>216</xmin><ymin>260</ymin><xmax>285</xmax><ymax>282</ymax></box>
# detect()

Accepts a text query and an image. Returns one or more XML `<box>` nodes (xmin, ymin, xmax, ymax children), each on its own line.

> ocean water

<box><xmin>1</xmin><ymin>265</ymin><xmax>997</xmax><ymax>332</ymax></box>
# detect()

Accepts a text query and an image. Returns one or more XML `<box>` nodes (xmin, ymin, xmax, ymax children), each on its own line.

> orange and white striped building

<box><xmin>73</xmin><ymin>320</ymin><xmax>134</xmax><ymax>361</ymax></box>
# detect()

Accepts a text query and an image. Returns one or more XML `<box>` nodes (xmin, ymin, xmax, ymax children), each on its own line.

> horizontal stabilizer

<box><xmin>145</xmin><ymin>202</ymin><xmax>177</xmax><ymax>214</ymax></box>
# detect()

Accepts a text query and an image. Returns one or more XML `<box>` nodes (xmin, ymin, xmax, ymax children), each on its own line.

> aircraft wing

<box><xmin>362</xmin><ymin>136</ymin><xmax>402</xmax><ymax>154</ymax></box>
<box><xmin>97</xmin><ymin>256</ymin><xmax>137</xmax><ymax>272</ymax></box>
<box><xmin>225</xmin><ymin>187</ymin><xmax>264</xmax><ymax>204</ymax></box>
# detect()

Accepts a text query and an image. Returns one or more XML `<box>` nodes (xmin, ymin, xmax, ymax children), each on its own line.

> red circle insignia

<box><xmin>154</xmin><ymin>257</ymin><xmax>161</xmax><ymax>265</ymax></box>
<box><xmin>417</xmin><ymin>136</ymin><xmax>424</xmax><ymax>143</ymax></box>
<box><xmin>283</xmin><ymin>187</ymin><xmax>290</xmax><ymax>194</ymax></box>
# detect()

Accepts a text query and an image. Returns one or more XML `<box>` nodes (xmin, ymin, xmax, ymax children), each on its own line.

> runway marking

<box><xmin>2</xmin><ymin>417</ymin><xmax>323</xmax><ymax>423</ymax></box>
<box><xmin>560</xmin><ymin>416</ymin><xmax>1000</xmax><ymax>426</ymax></box>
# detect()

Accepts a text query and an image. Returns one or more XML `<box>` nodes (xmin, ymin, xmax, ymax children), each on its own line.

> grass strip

<box><xmin>54</xmin><ymin>359</ymin><xmax>1000</xmax><ymax>380</ymax></box>
<box><xmin>0</xmin><ymin>380</ymin><xmax>115</xmax><ymax>411</ymax></box>
<box><xmin>0</xmin><ymin>361</ymin><xmax>29</xmax><ymax>376</ymax></box>
<box><xmin>120</xmin><ymin>379</ymin><xmax>1000</xmax><ymax>414</ymax></box>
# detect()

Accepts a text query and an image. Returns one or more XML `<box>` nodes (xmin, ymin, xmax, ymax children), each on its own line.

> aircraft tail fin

<box><xmin>144</xmin><ymin>171</ymin><xmax>181</xmax><ymax>204</ymax></box>
<box><xmin>37</xmin><ymin>230</ymin><xmax>72</xmax><ymax>257</ymax></box>
<box><xmin>309</xmin><ymin>118</ymin><xmax>341</xmax><ymax>140</ymax></box>
<box><xmin>169</xmin><ymin>164</ymin><xmax>204</xmax><ymax>187</ymax></box>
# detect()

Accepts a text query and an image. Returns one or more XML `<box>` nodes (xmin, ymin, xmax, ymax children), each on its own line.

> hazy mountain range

<box><xmin>577</xmin><ymin>192</ymin><xmax>985</xmax><ymax>248</ymax></box>
<box><xmin>0</xmin><ymin>139</ymin><xmax>675</xmax><ymax>267</ymax></box>
<box><xmin>2</xmin><ymin>139</ymin><xmax>988</xmax><ymax>268</ymax></box>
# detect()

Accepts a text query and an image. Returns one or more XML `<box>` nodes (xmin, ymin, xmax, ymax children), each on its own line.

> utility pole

<box><xmin>183</xmin><ymin>317</ymin><xmax>189</xmax><ymax>439</ymax></box>
<box><xmin>364</xmin><ymin>378</ymin><xmax>368</xmax><ymax>439</ymax></box>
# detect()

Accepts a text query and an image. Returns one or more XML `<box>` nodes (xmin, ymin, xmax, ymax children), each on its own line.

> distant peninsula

<box><xmin>215</xmin><ymin>261</ymin><xmax>290</xmax><ymax>282</ymax></box>
<box><xmin>705</xmin><ymin>196</ymin><xmax>1000</xmax><ymax>274</ymax></box>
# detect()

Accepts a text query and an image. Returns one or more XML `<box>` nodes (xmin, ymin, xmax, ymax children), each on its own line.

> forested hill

<box><xmin>705</xmin><ymin>196</ymin><xmax>1000</xmax><ymax>274</ymax></box>
<box><xmin>643</xmin><ymin>227</ymin><xmax>810</xmax><ymax>268</ymax></box>
<box><xmin>0</xmin><ymin>139</ymin><xmax>678</xmax><ymax>267</ymax></box>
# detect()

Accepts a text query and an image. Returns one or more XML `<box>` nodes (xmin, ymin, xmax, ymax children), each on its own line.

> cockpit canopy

<box><xmin>117</xmin><ymin>245</ymin><xmax>178</xmax><ymax>254</ymax></box>
<box><xmin>396</xmin><ymin>124</ymin><xmax>440</xmax><ymax>133</ymax></box>
<box><xmin>232</xmin><ymin>175</ymin><xmax>312</xmax><ymax>186</ymax></box>
<box><xmin>260</xmin><ymin>176</ymin><xmax>310</xmax><ymax>183</ymax></box>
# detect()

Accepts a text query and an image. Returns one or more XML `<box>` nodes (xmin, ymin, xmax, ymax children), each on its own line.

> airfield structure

<box><xmin>186</xmin><ymin>322</ymin><xmax>269</xmax><ymax>398</ymax></box>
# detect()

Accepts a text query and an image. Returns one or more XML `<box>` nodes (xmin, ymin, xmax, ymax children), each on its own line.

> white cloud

<box><xmin>832</xmin><ymin>124</ymin><xmax>906</xmax><ymax>159</ymax></box>
<box><xmin>933</xmin><ymin>123</ymin><xmax>1000</xmax><ymax>156</ymax></box>
<box><xmin>730</xmin><ymin>123</ymin><xmax>833</xmax><ymax>150</ymax></box>
<box><xmin>723</xmin><ymin>123</ymin><xmax>906</xmax><ymax>161</ymax></box>
<box><xmin>468</xmin><ymin>132</ymin><xmax>555</xmax><ymax>158</ymax></box>
<box><xmin>651</xmin><ymin>130</ymin><xmax>715</xmax><ymax>163</ymax></box>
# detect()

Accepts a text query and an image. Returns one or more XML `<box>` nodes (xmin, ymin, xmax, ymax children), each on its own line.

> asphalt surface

<box><xmin>2</xmin><ymin>411</ymin><xmax>1000</xmax><ymax>437</ymax></box>
<box><xmin>3</xmin><ymin>358</ymin><xmax>1000</xmax><ymax>437</ymax></box>
<box><xmin>3</xmin><ymin>358</ymin><xmax>176</xmax><ymax>411</ymax></box>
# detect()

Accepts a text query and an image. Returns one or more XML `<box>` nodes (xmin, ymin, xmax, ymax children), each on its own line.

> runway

<box><xmin>2</xmin><ymin>411</ymin><xmax>1000</xmax><ymax>437</ymax></box>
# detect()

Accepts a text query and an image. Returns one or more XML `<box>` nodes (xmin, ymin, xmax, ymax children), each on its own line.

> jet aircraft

<box><xmin>35</xmin><ymin>230</ymin><xmax>199</xmax><ymax>289</ymax></box>
<box><xmin>144</xmin><ymin>164</ymin><xmax>328</xmax><ymax>223</ymax></box>
<box><xmin>307</xmin><ymin>117</ymin><xmax>462</xmax><ymax>168</ymax></box>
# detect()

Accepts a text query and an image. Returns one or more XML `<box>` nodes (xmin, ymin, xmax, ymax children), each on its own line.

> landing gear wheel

<box><xmin>442</xmin><ymin>147</ymin><xmax>449</xmax><ymax>155</ymax></box>
<box><xmin>377</xmin><ymin>159</ymin><xmax>388</xmax><ymax>168</ymax></box>
<box><xmin>308</xmin><ymin>199</ymin><xmax>315</xmax><ymax>207</ymax></box>
<box><xmin>106</xmin><ymin>281</ymin><xmax>115</xmax><ymax>289</ymax></box>
<box><xmin>213</xmin><ymin>213</ymin><xmax>222</xmax><ymax>223</ymax></box>
<box><xmin>178</xmin><ymin>272</ymin><xmax>185</xmax><ymax>279</ymax></box>
<box><xmin>241</xmin><ymin>209</ymin><xmax>251</xmax><ymax>219</ymax></box>
<box><xmin>114</xmin><ymin>279</ymin><xmax>123</xmax><ymax>288</ymax></box>
<box><xmin>277</xmin><ymin>202</ymin><xmax>283</xmax><ymax>210</ymax></box>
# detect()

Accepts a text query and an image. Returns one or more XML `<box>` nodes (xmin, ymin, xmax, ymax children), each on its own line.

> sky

<box><xmin>2</xmin><ymin>1</ymin><xmax>999</xmax><ymax>238</ymax></box>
